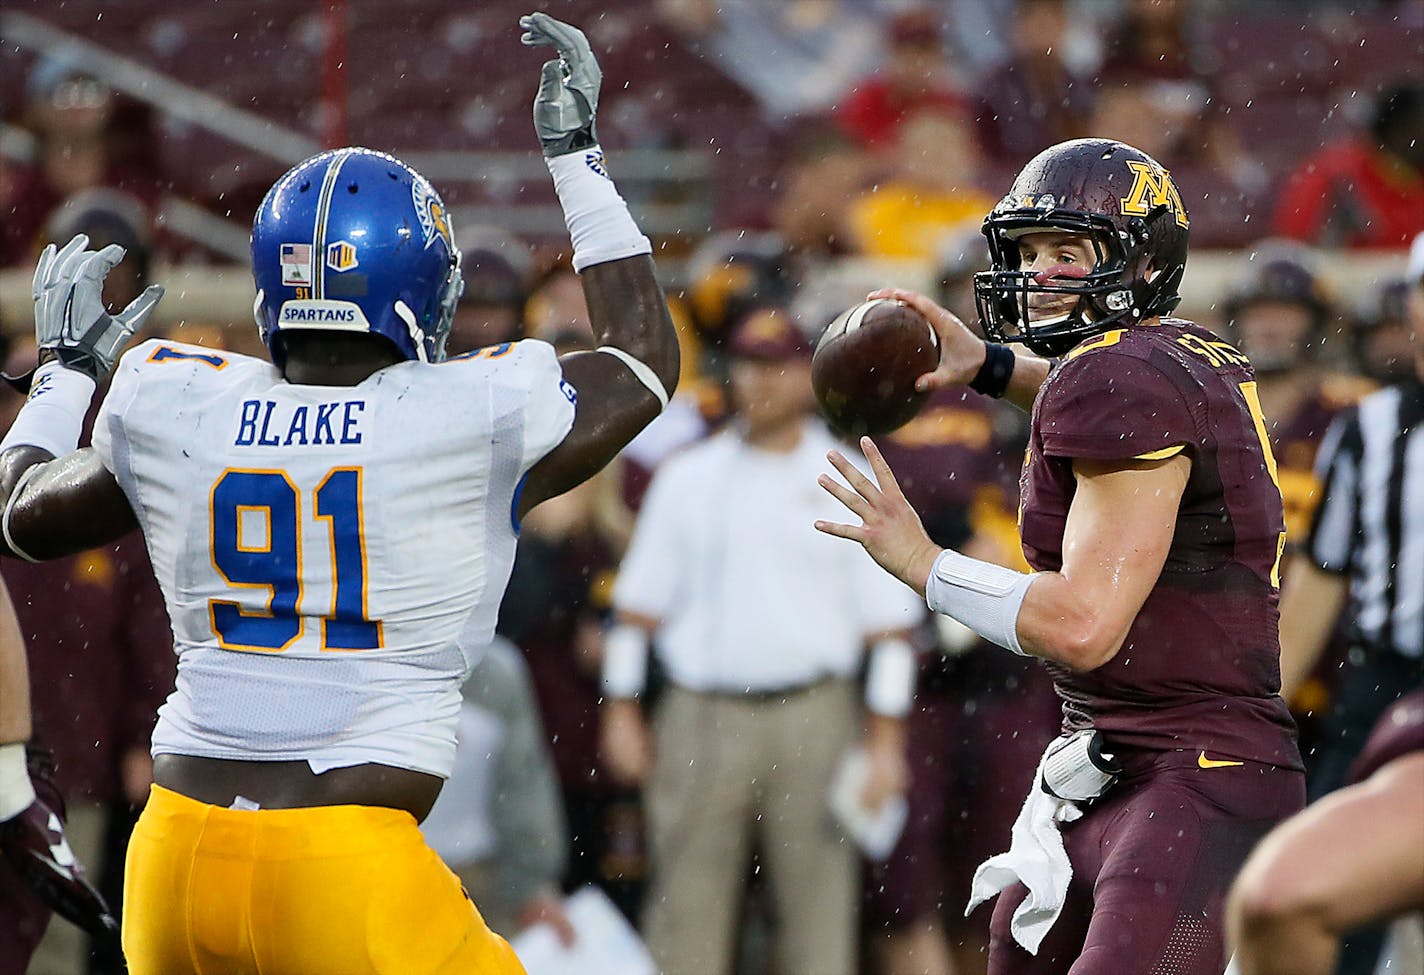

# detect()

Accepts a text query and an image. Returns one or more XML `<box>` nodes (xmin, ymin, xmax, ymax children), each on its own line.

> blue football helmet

<box><xmin>251</xmin><ymin>147</ymin><xmax>463</xmax><ymax>364</ymax></box>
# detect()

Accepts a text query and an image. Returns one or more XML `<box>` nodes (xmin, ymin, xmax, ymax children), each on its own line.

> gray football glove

<box><xmin>32</xmin><ymin>234</ymin><xmax>163</xmax><ymax>381</ymax></box>
<box><xmin>520</xmin><ymin>12</ymin><xmax>601</xmax><ymax>157</ymax></box>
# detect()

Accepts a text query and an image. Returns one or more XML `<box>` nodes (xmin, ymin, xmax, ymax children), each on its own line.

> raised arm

<box><xmin>514</xmin><ymin>13</ymin><xmax>679</xmax><ymax>515</ymax></box>
<box><xmin>816</xmin><ymin>439</ymin><xmax>1189</xmax><ymax>672</ymax></box>
<box><xmin>0</xmin><ymin>235</ymin><xmax>160</xmax><ymax>560</ymax></box>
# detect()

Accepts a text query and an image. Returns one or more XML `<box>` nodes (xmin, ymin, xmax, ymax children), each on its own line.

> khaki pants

<box><xmin>643</xmin><ymin>679</ymin><xmax>858</xmax><ymax>975</ymax></box>
<box><xmin>28</xmin><ymin>800</ymin><xmax>107</xmax><ymax>975</ymax></box>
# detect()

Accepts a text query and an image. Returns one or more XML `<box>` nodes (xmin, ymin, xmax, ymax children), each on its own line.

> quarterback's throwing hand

<box><xmin>520</xmin><ymin>12</ymin><xmax>601</xmax><ymax>156</ymax></box>
<box><xmin>32</xmin><ymin>234</ymin><xmax>163</xmax><ymax>381</ymax></box>
<box><xmin>867</xmin><ymin>287</ymin><xmax>987</xmax><ymax>394</ymax></box>
<box><xmin>815</xmin><ymin>437</ymin><xmax>941</xmax><ymax>595</ymax></box>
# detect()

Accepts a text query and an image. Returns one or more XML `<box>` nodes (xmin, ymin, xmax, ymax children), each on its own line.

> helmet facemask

<box><xmin>974</xmin><ymin>204</ymin><xmax>1181</xmax><ymax>358</ymax></box>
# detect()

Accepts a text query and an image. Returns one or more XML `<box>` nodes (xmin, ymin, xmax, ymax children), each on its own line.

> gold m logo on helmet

<box><xmin>1120</xmin><ymin>161</ymin><xmax>1189</xmax><ymax>229</ymax></box>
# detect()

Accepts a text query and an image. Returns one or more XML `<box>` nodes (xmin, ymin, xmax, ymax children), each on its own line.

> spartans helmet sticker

<box><xmin>412</xmin><ymin>177</ymin><xmax>454</xmax><ymax>251</ymax></box>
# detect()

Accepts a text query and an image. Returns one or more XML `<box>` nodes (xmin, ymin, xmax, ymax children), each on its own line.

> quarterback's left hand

<box><xmin>520</xmin><ymin>12</ymin><xmax>601</xmax><ymax>157</ymax></box>
<box><xmin>1</xmin><ymin>790</ymin><xmax>119</xmax><ymax>939</ymax></box>
<box><xmin>32</xmin><ymin>234</ymin><xmax>164</xmax><ymax>381</ymax></box>
<box><xmin>816</xmin><ymin>437</ymin><xmax>942</xmax><ymax>595</ymax></box>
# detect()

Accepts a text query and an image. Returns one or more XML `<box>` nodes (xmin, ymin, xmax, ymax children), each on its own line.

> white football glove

<box><xmin>32</xmin><ymin>234</ymin><xmax>163</xmax><ymax>381</ymax></box>
<box><xmin>520</xmin><ymin>12</ymin><xmax>601</xmax><ymax>157</ymax></box>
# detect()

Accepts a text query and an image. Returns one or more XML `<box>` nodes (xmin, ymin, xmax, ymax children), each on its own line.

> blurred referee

<box><xmin>1279</xmin><ymin>232</ymin><xmax>1424</xmax><ymax>805</ymax></box>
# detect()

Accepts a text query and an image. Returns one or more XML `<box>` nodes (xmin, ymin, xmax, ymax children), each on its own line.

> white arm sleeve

<box><xmin>925</xmin><ymin>548</ymin><xmax>1037</xmax><ymax>656</ymax></box>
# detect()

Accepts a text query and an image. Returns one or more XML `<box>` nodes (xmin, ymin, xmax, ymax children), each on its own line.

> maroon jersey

<box><xmin>1020</xmin><ymin>319</ymin><xmax>1301</xmax><ymax>769</ymax></box>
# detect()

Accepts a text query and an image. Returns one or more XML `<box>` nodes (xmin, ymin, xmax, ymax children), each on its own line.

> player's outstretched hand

<box><xmin>1</xmin><ymin>793</ymin><xmax>118</xmax><ymax>940</ymax></box>
<box><xmin>32</xmin><ymin>234</ymin><xmax>163</xmax><ymax>381</ymax></box>
<box><xmin>520</xmin><ymin>12</ymin><xmax>601</xmax><ymax>157</ymax></box>
<box><xmin>868</xmin><ymin>287</ymin><xmax>987</xmax><ymax>395</ymax></box>
<box><xmin>816</xmin><ymin>437</ymin><xmax>942</xmax><ymax>595</ymax></box>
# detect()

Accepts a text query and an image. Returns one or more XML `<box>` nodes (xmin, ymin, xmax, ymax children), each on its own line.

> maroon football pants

<box><xmin>987</xmin><ymin>754</ymin><xmax>1305</xmax><ymax>975</ymax></box>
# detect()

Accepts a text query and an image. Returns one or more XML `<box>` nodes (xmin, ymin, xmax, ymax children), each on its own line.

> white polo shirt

<box><xmin>613</xmin><ymin>421</ymin><xmax>922</xmax><ymax>693</ymax></box>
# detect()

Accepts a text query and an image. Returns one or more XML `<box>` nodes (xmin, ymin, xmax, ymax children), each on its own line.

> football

<box><xmin>811</xmin><ymin>299</ymin><xmax>940</xmax><ymax>436</ymax></box>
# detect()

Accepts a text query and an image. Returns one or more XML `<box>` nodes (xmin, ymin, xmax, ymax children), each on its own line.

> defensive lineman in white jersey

<box><xmin>0</xmin><ymin>14</ymin><xmax>677</xmax><ymax>975</ymax></box>
<box><xmin>93</xmin><ymin>338</ymin><xmax>575</xmax><ymax>776</ymax></box>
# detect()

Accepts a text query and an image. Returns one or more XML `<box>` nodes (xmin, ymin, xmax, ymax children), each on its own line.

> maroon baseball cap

<box><xmin>728</xmin><ymin>308</ymin><xmax>814</xmax><ymax>362</ymax></box>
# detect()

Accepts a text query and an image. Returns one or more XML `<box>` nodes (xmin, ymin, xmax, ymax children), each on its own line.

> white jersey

<box><xmin>92</xmin><ymin>338</ymin><xmax>576</xmax><ymax>777</ymax></box>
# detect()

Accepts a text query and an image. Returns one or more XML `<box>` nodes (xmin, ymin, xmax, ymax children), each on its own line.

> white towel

<box><xmin>964</xmin><ymin>752</ymin><xmax>1082</xmax><ymax>955</ymax></box>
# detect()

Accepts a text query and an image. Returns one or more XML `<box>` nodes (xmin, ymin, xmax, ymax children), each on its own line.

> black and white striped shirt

<box><xmin>1308</xmin><ymin>380</ymin><xmax>1424</xmax><ymax>660</ymax></box>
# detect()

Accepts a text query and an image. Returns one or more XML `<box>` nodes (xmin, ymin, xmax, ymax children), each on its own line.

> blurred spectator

<box><xmin>448</xmin><ymin>226</ymin><xmax>533</xmax><ymax>352</ymax></box>
<box><xmin>772</xmin><ymin>124</ymin><xmax>869</xmax><ymax>260</ymax></box>
<box><xmin>974</xmin><ymin>0</ymin><xmax>1093</xmax><ymax>164</ymax></box>
<box><xmin>837</xmin><ymin>7</ymin><xmax>969</xmax><ymax>151</ymax></box>
<box><xmin>2</xmin><ymin>57</ymin><xmax>161</xmax><ymax>267</ymax></box>
<box><xmin>43</xmin><ymin>189</ymin><xmax>156</xmax><ymax>321</ymax></box>
<box><xmin>684</xmin><ymin>230</ymin><xmax>799</xmax><ymax>347</ymax></box>
<box><xmin>658</xmin><ymin>0</ymin><xmax>881</xmax><ymax>120</ymax></box>
<box><xmin>1096</xmin><ymin>0</ymin><xmax>1205</xmax><ymax>83</ymax></box>
<box><xmin>524</xmin><ymin>257</ymin><xmax>593</xmax><ymax>348</ymax></box>
<box><xmin>933</xmin><ymin>225</ymin><xmax>993</xmax><ymax>329</ymax></box>
<box><xmin>600</xmin><ymin>309</ymin><xmax>922</xmax><ymax>975</ymax></box>
<box><xmin>1273</xmin><ymin>83</ymin><xmax>1424</xmax><ymax>249</ymax></box>
<box><xmin>867</xmin><ymin>392</ymin><xmax>1059</xmax><ymax>975</ymax></box>
<box><xmin>419</xmin><ymin>639</ymin><xmax>574</xmax><ymax>945</ymax></box>
<box><xmin>1355</xmin><ymin>279</ymin><xmax>1420</xmax><ymax>385</ymax></box>
<box><xmin>847</xmin><ymin>108</ymin><xmax>995</xmax><ymax>260</ymax></box>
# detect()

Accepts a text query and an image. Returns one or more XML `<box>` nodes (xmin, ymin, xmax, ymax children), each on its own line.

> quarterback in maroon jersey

<box><xmin>815</xmin><ymin>139</ymin><xmax>1303</xmax><ymax>974</ymax></box>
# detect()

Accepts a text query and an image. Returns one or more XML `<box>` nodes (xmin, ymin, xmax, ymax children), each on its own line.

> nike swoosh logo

<box><xmin>1198</xmin><ymin>752</ymin><xmax>1245</xmax><ymax>769</ymax></box>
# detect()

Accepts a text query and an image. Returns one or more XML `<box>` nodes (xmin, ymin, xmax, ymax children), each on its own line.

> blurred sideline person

<box><xmin>1229</xmin><ymin>691</ymin><xmax>1424</xmax><ymax>975</ymax></box>
<box><xmin>0</xmin><ymin>14</ymin><xmax>678</xmax><ymax>975</ymax></box>
<box><xmin>1277</xmin><ymin>233</ymin><xmax>1424</xmax><ymax>806</ymax></box>
<box><xmin>419</xmin><ymin>638</ymin><xmax>574</xmax><ymax>945</ymax></box>
<box><xmin>0</xmin><ymin>572</ymin><xmax>118</xmax><ymax>973</ymax></box>
<box><xmin>1273</xmin><ymin>83</ymin><xmax>1424</xmax><ymax>249</ymax></box>
<box><xmin>1218</xmin><ymin>242</ymin><xmax>1371</xmax><ymax>546</ymax></box>
<box><xmin>601</xmin><ymin>308</ymin><xmax>922</xmax><ymax>975</ymax></box>
<box><xmin>817</xmin><ymin>139</ymin><xmax>1302</xmax><ymax>973</ymax></box>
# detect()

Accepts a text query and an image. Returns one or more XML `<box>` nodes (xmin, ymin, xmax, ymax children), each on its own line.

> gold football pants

<box><xmin>122</xmin><ymin>785</ymin><xmax>525</xmax><ymax>975</ymax></box>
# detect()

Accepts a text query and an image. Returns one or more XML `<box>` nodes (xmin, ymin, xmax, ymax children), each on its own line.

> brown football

<box><xmin>812</xmin><ymin>299</ymin><xmax>940</xmax><ymax>437</ymax></box>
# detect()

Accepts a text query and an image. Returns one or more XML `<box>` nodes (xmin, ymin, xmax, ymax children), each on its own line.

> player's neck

<box><xmin>280</xmin><ymin>333</ymin><xmax>405</xmax><ymax>387</ymax></box>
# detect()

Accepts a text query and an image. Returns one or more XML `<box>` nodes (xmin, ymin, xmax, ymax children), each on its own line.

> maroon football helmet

<box><xmin>974</xmin><ymin>139</ymin><xmax>1191</xmax><ymax>357</ymax></box>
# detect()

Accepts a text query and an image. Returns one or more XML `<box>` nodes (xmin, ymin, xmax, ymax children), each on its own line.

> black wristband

<box><xmin>968</xmin><ymin>343</ymin><xmax>1016</xmax><ymax>398</ymax></box>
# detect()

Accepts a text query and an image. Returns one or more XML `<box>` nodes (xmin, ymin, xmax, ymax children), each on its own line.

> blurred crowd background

<box><xmin>0</xmin><ymin>1</ymin><xmax>1421</xmax><ymax>974</ymax></box>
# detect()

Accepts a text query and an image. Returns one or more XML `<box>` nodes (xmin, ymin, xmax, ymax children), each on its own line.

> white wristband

<box><xmin>925</xmin><ymin>549</ymin><xmax>1037</xmax><ymax>656</ymax></box>
<box><xmin>597</xmin><ymin>346</ymin><xmax>669</xmax><ymax>412</ymax></box>
<box><xmin>0</xmin><ymin>742</ymin><xmax>36</xmax><ymax>822</ymax></box>
<box><xmin>0</xmin><ymin>362</ymin><xmax>97</xmax><ymax>459</ymax></box>
<box><xmin>547</xmin><ymin>147</ymin><xmax>653</xmax><ymax>272</ymax></box>
<box><xmin>602</xmin><ymin>623</ymin><xmax>651</xmax><ymax>699</ymax></box>
<box><xmin>865</xmin><ymin>637</ymin><xmax>916</xmax><ymax>718</ymax></box>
